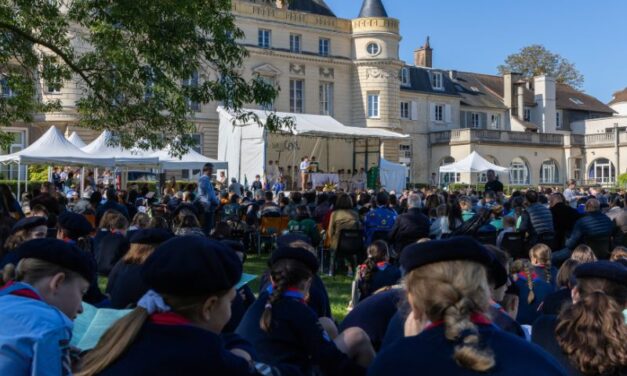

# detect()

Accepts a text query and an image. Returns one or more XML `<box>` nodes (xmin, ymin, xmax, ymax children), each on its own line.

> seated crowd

<box><xmin>0</xmin><ymin>170</ymin><xmax>625</xmax><ymax>375</ymax></box>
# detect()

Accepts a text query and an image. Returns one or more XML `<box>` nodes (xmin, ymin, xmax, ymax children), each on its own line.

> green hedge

<box><xmin>448</xmin><ymin>183</ymin><xmax>534</xmax><ymax>195</ymax></box>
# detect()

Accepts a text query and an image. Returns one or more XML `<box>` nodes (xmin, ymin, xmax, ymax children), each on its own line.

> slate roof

<box><xmin>358</xmin><ymin>0</ymin><xmax>388</xmax><ymax>18</ymax></box>
<box><xmin>453</xmin><ymin>72</ymin><xmax>508</xmax><ymax>109</ymax></box>
<box><xmin>401</xmin><ymin>67</ymin><xmax>459</xmax><ymax>97</ymax></box>
<box><xmin>288</xmin><ymin>0</ymin><xmax>336</xmax><ymax>17</ymax></box>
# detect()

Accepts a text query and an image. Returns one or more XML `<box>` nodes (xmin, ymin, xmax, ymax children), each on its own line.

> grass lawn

<box><xmin>97</xmin><ymin>254</ymin><xmax>353</xmax><ymax>322</ymax></box>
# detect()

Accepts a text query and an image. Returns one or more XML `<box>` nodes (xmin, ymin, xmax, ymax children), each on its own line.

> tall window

<box><xmin>319</xmin><ymin>38</ymin><xmax>330</xmax><ymax>56</ymax></box>
<box><xmin>258</xmin><ymin>29</ymin><xmax>271</xmax><ymax>49</ymax></box>
<box><xmin>440</xmin><ymin>157</ymin><xmax>460</xmax><ymax>185</ymax></box>
<box><xmin>431</xmin><ymin>71</ymin><xmax>443</xmax><ymax>90</ymax></box>
<box><xmin>319</xmin><ymin>82</ymin><xmax>333</xmax><ymax>116</ymax></box>
<box><xmin>510</xmin><ymin>158</ymin><xmax>529</xmax><ymax>185</ymax></box>
<box><xmin>400</xmin><ymin>102</ymin><xmax>410</xmax><ymax>119</ymax></box>
<box><xmin>401</xmin><ymin>68</ymin><xmax>410</xmax><ymax>86</ymax></box>
<box><xmin>434</xmin><ymin>104</ymin><xmax>444</xmax><ymax>122</ymax></box>
<box><xmin>0</xmin><ymin>76</ymin><xmax>12</xmax><ymax>97</ymax></box>
<box><xmin>182</xmin><ymin>71</ymin><xmax>200</xmax><ymax>112</ymax></box>
<box><xmin>471</xmin><ymin>113</ymin><xmax>480</xmax><ymax>128</ymax></box>
<box><xmin>524</xmin><ymin>108</ymin><xmax>531</xmax><ymax>122</ymax></box>
<box><xmin>588</xmin><ymin>158</ymin><xmax>615</xmax><ymax>184</ymax></box>
<box><xmin>259</xmin><ymin>75</ymin><xmax>275</xmax><ymax>110</ymax></box>
<box><xmin>490</xmin><ymin>114</ymin><xmax>501</xmax><ymax>129</ymax></box>
<box><xmin>290</xmin><ymin>79</ymin><xmax>304</xmax><ymax>113</ymax></box>
<box><xmin>556</xmin><ymin>111</ymin><xmax>562</xmax><ymax>129</ymax></box>
<box><xmin>540</xmin><ymin>160</ymin><xmax>559</xmax><ymax>184</ymax></box>
<box><xmin>367</xmin><ymin>93</ymin><xmax>379</xmax><ymax>118</ymax></box>
<box><xmin>290</xmin><ymin>34</ymin><xmax>301</xmax><ymax>53</ymax></box>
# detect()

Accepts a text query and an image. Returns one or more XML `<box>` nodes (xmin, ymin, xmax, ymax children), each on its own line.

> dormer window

<box><xmin>431</xmin><ymin>71</ymin><xmax>443</xmax><ymax>90</ymax></box>
<box><xmin>401</xmin><ymin>68</ymin><xmax>410</xmax><ymax>87</ymax></box>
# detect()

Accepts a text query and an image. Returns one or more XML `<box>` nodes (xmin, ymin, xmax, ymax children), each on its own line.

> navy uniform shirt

<box><xmin>223</xmin><ymin>285</ymin><xmax>256</xmax><ymax>334</ymax></box>
<box><xmin>236</xmin><ymin>290</ymin><xmax>364</xmax><ymax>376</ymax></box>
<box><xmin>98</xmin><ymin>315</ymin><xmax>261</xmax><ymax>376</ymax></box>
<box><xmin>94</xmin><ymin>233</ymin><xmax>130</xmax><ymax>276</ymax></box>
<box><xmin>514</xmin><ymin>267</ymin><xmax>556</xmax><ymax>325</ymax></box>
<box><xmin>539</xmin><ymin>288</ymin><xmax>572</xmax><ymax>315</ymax></box>
<box><xmin>340</xmin><ymin>288</ymin><xmax>403</xmax><ymax>351</ymax></box>
<box><xmin>532</xmin><ymin>315</ymin><xmax>584</xmax><ymax>376</ymax></box>
<box><xmin>356</xmin><ymin>263</ymin><xmax>401</xmax><ymax>302</ymax></box>
<box><xmin>370</xmin><ymin>323</ymin><xmax>567</xmax><ymax>376</ymax></box>
<box><xmin>106</xmin><ymin>261</ymin><xmax>148</xmax><ymax>309</ymax></box>
<box><xmin>259</xmin><ymin>273</ymin><xmax>332</xmax><ymax>318</ymax></box>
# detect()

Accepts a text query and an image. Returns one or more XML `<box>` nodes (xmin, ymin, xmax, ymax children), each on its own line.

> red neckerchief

<box><xmin>489</xmin><ymin>299</ymin><xmax>506</xmax><ymax>313</ymax></box>
<box><xmin>376</xmin><ymin>261</ymin><xmax>389</xmax><ymax>271</ymax></box>
<box><xmin>1</xmin><ymin>281</ymin><xmax>43</xmax><ymax>301</ymax></box>
<box><xmin>62</xmin><ymin>237</ymin><xmax>76</xmax><ymax>244</ymax></box>
<box><xmin>517</xmin><ymin>271</ymin><xmax>539</xmax><ymax>281</ymax></box>
<box><xmin>424</xmin><ymin>313</ymin><xmax>492</xmax><ymax>331</ymax></box>
<box><xmin>149</xmin><ymin>312</ymin><xmax>192</xmax><ymax>326</ymax></box>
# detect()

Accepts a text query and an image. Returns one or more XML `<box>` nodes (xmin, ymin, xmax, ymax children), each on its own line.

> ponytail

<box><xmin>77</xmin><ymin>308</ymin><xmax>150</xmax><ymax>376</ymax></box>
<box><xmin>260</xmin><ymin>269</ymin><xmax>288</xmax><ymax>332</ymax></box>
<box><xmin>359</xmin><ymin>258</ymin><xmax>377</xmax><ymax>297</ymax></box>
<box><xmin>543</xmin><ymin>260</ymin><xmax>552</xmax><ymax>284</ymax></box>
<box><xmin>523</xmin><ymin>261</ymin><xmax>535</xmax><ymax>304</ymax></box>
<box><xmin>556</xmin><ymin>289</ymin><xmax>627</xmax><ymax>375</ymax></box>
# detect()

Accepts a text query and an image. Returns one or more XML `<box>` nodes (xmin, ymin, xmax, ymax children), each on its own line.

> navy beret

<box><xmin>141</xmin><ymin>236</ymin><xmax>242</xmax><ymax>296</ymax></box>
<box><xmin>130</xmin><ymin>229</ymin><xmax>173</xmax><ymax>245</ymax></box>
<box><xmin>270</xmin><ymin>245</ymin><xmax>319</xmax><ymax>274</ymax></box>
<box><xmin>14</xmin><ymin>238</ymin><xmax>95</xmax><ymax>282</ymax></box>
<box><xmin>11</xmin><ymin>216</ymin><xmax>47</xmax><ymax>234</ymax></box>
<box><xmin>401</xmin><ymin>236</ymin><xmax>507</xmax><ymax>287</ymax></box>
<box><xmin>58</xmin><ymin>212</ymin><xmax>93</xmax><ymax>237</ymax></box>
<box><xmin>574</xmin><ymin>260</ymin><xmax>627</xmax><ymax>286</ymax></box>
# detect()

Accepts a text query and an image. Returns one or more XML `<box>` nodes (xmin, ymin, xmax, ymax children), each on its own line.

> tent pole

<box><xmin>80</xmin><ymin>167</ymin><xmax>85</xmax><ymax>195</ymax></box>
<box><xmin>25</xmin><ymin>165</ymin><xmax>28</xmax><ymax>193</ymax></box>
<box><xmin>17</xmin><ymin>162</ymin><xmax>21</xmax><ymax>200</ymax></box>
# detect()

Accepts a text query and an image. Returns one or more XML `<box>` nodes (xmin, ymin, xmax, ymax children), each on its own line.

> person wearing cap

<box><xmin>78</xmin><ymin>236</ymin><xmax>287</xmax><ymax>375</ymax></box>
<box><xmin>57</xmin><ymin>211</ymin><xmax>106</xmax><ymax>306</ymax></box>
<box><xmin>236</xmin><ymin>245</ymin><xmax>375</xmax><ymax>375</ymax></box>
<box><xmin>0</xmin><ymin>239</ymin><xmax>93</xmax><ymax>375</ymax></box>
<box><xmin>532</xmin><ymin>261</ymin><xmax>627</xmax><ymax>376</ymax></box>
<box><xmin>106</xmin><ymin>229</ymin><xmax>173</xmax><ymax>309</ymax></box>
<box><xmin>2</xmin><ymin>216</ymin><xmax>48</xmax><ymax>257</ymax></box>
<box><xmin>370</xmin><ymin>237</ymin><xmax>566</xmax><ymax>375</ymax></box>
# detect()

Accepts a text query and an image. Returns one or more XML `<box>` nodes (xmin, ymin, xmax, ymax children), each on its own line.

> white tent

<box><xmin>439</xmin><ymin>151</ymin><xmax>508</xmax><ymax>173</ymax></box>
<box><xmin>380</xmin><ymin>159</ymin><xmax>408</xmax><ymax>192</ymax></box>
<box><xmin>217</xmin><ymin>107</ymin><xmax>409</xmax><ymax>182</ymax></box>
<box><xmin>0</xmin><ymin>126</ymin><xmax>115</xmax><ymax>167</ymax></box>
<box><xmin>67</xmin><ymin>132</ymin><xmax>87</xmax><ymax>148</ymax></box>
<box><xmin>82</xmin><ymin>131</ymin><xmax>159</xmax><ymax>166</ymax></box>
<box><xmin>151</xmin><ymin>145</ymin><xmax>228</xmax><ymax>170</ymax></box>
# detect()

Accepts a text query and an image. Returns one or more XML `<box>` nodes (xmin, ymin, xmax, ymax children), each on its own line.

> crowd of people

<box><xmin>0</xmin><ymin>163</ymin><xmax>625</xmax><ymax>375</ymax></box>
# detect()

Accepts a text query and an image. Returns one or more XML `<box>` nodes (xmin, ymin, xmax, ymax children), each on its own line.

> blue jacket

<box><xmin>565</xmin><ymin>212</ymin><xmax>614</xmax><ymax>250</ymax></box>
<box><xmin>0</xmin><ymin>282</ymin><xmax>73</xmax><ymax>376</ymax></box>
<box><xmin>198</xmin><ymin>175</ymin><xmax>219</xmax><ymax>208</ymax></box>
<box><xmin>370</xmin><ymin>323</ymin><xmax>566</xmax><ymax>376</ymax></box>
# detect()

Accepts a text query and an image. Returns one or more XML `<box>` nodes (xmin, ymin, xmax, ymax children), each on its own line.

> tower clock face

<box><xmin>367</xmin><ymin>42</ymin><xmax>381</xmax><ymax>56</ymax></box>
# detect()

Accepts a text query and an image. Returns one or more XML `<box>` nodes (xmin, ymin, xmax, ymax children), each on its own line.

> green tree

<box><xmin>497</xmin><ymin>44</ymin><xmax>584</xmax><ymax>89</ymax></box>
<box><xmin>0</xmin><ymin>0</ymin><xmax>291</xmax><ymax>155</ymax></box>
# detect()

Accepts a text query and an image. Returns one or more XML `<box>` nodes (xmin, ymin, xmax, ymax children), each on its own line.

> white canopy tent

<box><xmin>217</xmin><ymin>107</ymin><xmax>409</xmax><ymax>182</ymax></box>
<box><xmin>151</xmin><ymin>145</ymin><xmax>228</xmax><ymax>170</ymax></box>
<box><xmin>82</xmin><ymin>130</ymin><xmax>159</xmax><ymax>166</ymax></box>
<box><xmin>438</xmin><ymin>151</ymin><xmax>508</xmax><ymax>173</ymax></box>
<box><xmin>67</xmin><ymin>132</ymin><xmax>87</xmax><ymax>148</ymax></box>
<box><xmin>379</xmin><ymin>159</ymin><xmax>408</xmax><ymax>192</ymax></box>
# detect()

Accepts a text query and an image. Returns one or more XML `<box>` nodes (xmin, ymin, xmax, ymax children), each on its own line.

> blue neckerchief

<box><xmin>266</xmin><ymin>285</ymin><xmax>305</xmax><ymax>301</ymax></box>
<box><xmin>623</xmin><ymin>309</ymin><xmax>627</xmax><ymax>324</ymax></box>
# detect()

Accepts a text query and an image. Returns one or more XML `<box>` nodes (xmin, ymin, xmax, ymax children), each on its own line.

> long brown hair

<box><xmin>359</xmin><ymin>240</ymin><xmax>388</xmax><ymax>296</ymax></box>
<box><xmin>77</xmin><ymin>292</ymin><xmax>222</xmax><ymax>376</ymax></box>
<box><xmin>404</xmin><ymin>261</ymin><xmax>495</xmax><ymax>372</ymax></box>
<box><xmin>555</xmin><ymin>277</ymin><xmax>627</xmax><ymax>375</ymax></box>
<box><xmin>122</xmin><ymin>243</ymin><xmax>156</xmax><ymax>264</ymax></box>
<box><xmin>260</xmin><ymin>258</ymin><xmax>312</xmax><ymax>332</ymax></box>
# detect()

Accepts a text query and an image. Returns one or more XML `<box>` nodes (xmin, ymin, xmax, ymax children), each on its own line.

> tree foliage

<box><xmin>0</xmin><ymin>0</ymin><xmax>291</xmax><ymax>155</ymax></box>
<box><xmin>497</xmin><ymin>44</ymin><xmax>584</xmax><ymax>89</ymax></box>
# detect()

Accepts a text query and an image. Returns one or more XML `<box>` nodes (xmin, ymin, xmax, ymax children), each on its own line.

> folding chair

<box><xmin>500</xmin><ymin>231</ymin><xmax>525</xmax><ymax>259</ymax></box>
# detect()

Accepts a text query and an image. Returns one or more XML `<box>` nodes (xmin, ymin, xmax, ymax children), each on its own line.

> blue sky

<box><xmin>325</xmin><ymin>0</ymin><xmax>627</xmax><ymax>102</ymax></box>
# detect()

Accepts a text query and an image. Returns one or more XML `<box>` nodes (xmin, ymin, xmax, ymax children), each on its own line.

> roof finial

<box><xmin>424</xmin><ymin>36</ymin><xmax>431</xmax><ymax>49</ymax></box>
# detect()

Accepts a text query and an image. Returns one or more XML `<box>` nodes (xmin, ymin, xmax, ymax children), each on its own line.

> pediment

<box><xmin>252</xmin><ymin>63</ymin><xmax>282</xmax><ymax>76</ymax></box>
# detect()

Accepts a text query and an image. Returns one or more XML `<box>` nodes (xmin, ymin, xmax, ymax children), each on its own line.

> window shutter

<box><xmin>430</xmin><ymin>103</ymin><xmax>436</xmax><ymax>122</ymax></box>
<box><xmin>480</xmin><ymin>113</ymin><xmax>488</xmax><ymax>129</ymax></box>
<box><xmin>445</xmin><ymin>105</ymin><xmax>452</xmax><ymax>123</ymax></box>
<box><xmin>460</xmin><ymin>111</ymin><xmax>467</xmax><ymax>128</ymax></box>
<box><xmin>411</xmin><ymin>101</ymin><xmax>418</xmax><ymax>120</ymax></box>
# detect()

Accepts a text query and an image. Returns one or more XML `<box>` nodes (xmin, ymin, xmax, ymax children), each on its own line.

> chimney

<box><xmin>517</xmin><ymin>86</ymin><xmax>525</xmax><ymax>121</ymax></box>
<box><xmin>504</xmin><ymin>72</ymin><xmax>522</xmax><ymax>115</ymax></box>
<box><xmin>275</xmin><ymin>0</ymin><xmax>286</xmax><ymax>8</ymax></box>
<box><xmin>414</xmin><ymin>36</ymin><xmax>433</xmax><ymax>68</ymax></box>
<box><xmin>534</xmin><ymin>75</ymin><xmax>557</xmax><ymax>133</ymax></box>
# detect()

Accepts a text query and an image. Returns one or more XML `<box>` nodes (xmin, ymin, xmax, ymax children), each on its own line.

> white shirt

<box><xmin>300</xmin><ymin>161</ymin><xmax>310</xmax><ymax>172</ymax></box>
<box><xmin>564</xmin><ymin>188</ymin><xmax>577</xmax><ymax>208</ymax></box>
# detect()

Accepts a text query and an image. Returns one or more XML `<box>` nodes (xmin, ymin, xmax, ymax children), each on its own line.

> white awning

<box><xmin>217</xmin><ymin>107</ymin><xmax>409</xmax><ymax>140</ymax></box>
<box><xmin>439</xmin><ymin>151</ymin><xmax>508</xmax><ymax>173</ymax></box>
<box><xmin>67</xmin><ymin>132</ymin><xmax>87</xmax><ymax>148</ymax></box>
<box><xmin>151</xmin><ymin>145</ymin><xmax>228</xmax><ymax>170</ymax></box>
<box><xmin>82</xmin><ymin>131</ymin><xmax>159</xmax><ymax>166</ymax></box>
<box><xmin>0</xmin><ymin>126</ymin><xmax>115</xmax><ymax>167</ymax></box>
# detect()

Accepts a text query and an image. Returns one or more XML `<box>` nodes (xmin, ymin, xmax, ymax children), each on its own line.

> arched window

<box><xmin>540</xmin><ymin>160</ymin><xmax>559</xmax><ymax>184</ymax></box>
<box><xmin>509</xmin><ymin>157</ymin><xmax>529</xmax><ymax>185</ymax></box>
<box><xmin>588</xmin><ymin>158</ymin><xmax>615</xmax><ymax>184</ymax></box>
<box><xmin>439</xmin><ymin>157</ymin><xmax>460</xmax><ymax>185</ymax></box>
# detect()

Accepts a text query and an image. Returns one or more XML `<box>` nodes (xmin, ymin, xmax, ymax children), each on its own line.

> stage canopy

<box><xmin>0</xmin><ymin>126</ymin><xmax>115</xmax><ymax>167</ymax></box>
<box><xmin>151</xmin><ymin>145</ymin><xmax>227</xmax><ymax>170</ymax></box>
<box><xmin>439</xmin><ymin>151</ymin><xmax>508</xmax><ymax>173</ymax></box>
<box><xmin>82</xmin><ymin>131</ymin><xmax>159</xmax><ymax>166</ymax></box>
<box><xmin>67</xmin><ymin>132</ymin><xmax>87</xmax><ymax>148</ymax></box>
<box><xmin>217</xmin><ymin>107</ymin><xmax>409</xmax><ymax>182</ymax></box>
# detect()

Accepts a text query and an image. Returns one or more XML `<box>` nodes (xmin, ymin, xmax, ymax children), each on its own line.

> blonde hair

<box><xmin>610</xmin><ymin>246</ymin><xmax>627</xmax><ymax>262</ymax></box>
<box><xmin>404</xmin><ymin>261</ymin><xmax>494</xmax><ymax>372</ymax></box>
<box><xmin>130</xmin><ymin>212</ymin><xmax>150</xmax><ymax>229</ymax></box>
<box><xmin>121</xmin><ymin>243</ymin><xmax>156</xmax><ymax>264</ymax></box>
<box><xmin>529</xmin><ymin>243</ymin><xmax>552</xmax><ymax>284</ymax></box>
<box><xmin>77</xmin><ymin>292</ymin><xmax>221</xmax><ymax>376</ymax></box>
<box><xmin>571</xmin><ymin>245</ymin><xmax>597</xmax><ymax>263</ymax></box>
<box><xmin>1</xmin><ymin>258</ymin><xmax>79</xmax><ymax>285</ymax></box>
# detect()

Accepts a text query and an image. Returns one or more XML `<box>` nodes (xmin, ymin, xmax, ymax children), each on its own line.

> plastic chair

<box><xmin>334</xmin><ymin>229</ymin><xmax>365</xmax><ymax>275</ymax></box>
<box><xmin>475</xmin><ymin>231</ymin><xmax>497</xmax><ymax>246</ymax></box>
<box><xmin>500</xmin><ymin>231</ymin><xmax>525</xmax><ymax>259</ymax></box>
<box><xmin>257</xmin><ymin>216</ymin><xmax>288</xmax><ymax>255</ymax></box>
